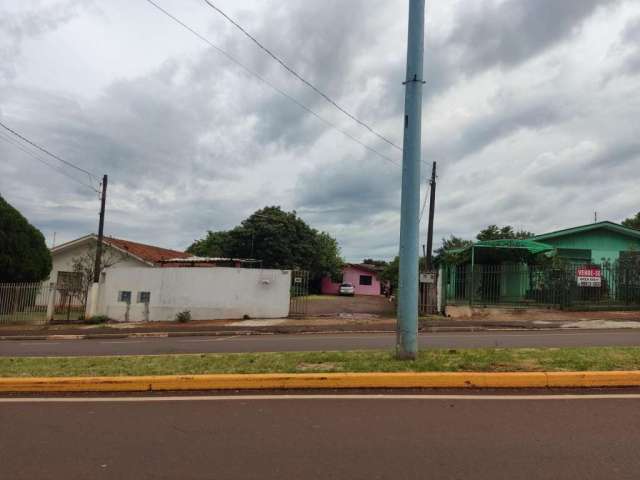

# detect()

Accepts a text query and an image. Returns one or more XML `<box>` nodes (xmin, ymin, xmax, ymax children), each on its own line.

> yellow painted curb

<box><xmin>1</xmin><ymin>371</ymin><xmax>640</xmax><ymax>393</ymax></box>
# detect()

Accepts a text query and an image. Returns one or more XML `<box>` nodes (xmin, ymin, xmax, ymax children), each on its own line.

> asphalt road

<box><xmin>2</xmin><ymin>329</ymin><xmax>640</xmax><ymax>356</ymax></box>
<box><xmin>2</xmin><ymin>394</ymin><xmax>640</xmax><ymax>479</ymax></box>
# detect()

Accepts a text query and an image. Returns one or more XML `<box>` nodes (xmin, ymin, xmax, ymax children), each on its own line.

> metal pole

<box><xmin>396</xmin><ymin>0</ymin><xmax>426</xmax><ymax>360</ymax></box>
<box><xmin>93</xmin><ymin>174</ymin><xmax>108</xmax><ymax>283</ymax></box>
<box><xmin>470</xmin><ymin>246</ymin><xmax>475</xmax><ymax>307</ymax></box>
<box><xmin>426</xmin><ymin>161</ymin><xmax>437</xmax><ymax>270</ymax></box>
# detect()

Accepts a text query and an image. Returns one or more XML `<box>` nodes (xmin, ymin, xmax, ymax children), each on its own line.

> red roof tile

<box><xmin>105</xmin><ymin>237</ymin><xmax>190</xmax><ymax>264</ymax></box>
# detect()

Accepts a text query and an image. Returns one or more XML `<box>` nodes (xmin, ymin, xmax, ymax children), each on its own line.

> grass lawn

<box><xmin>2</xmin><ymin>347</ymin><xmax>640</xmax><ymax>377</ymax></box>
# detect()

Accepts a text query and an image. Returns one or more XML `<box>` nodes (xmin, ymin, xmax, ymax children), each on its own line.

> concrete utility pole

<box><xmin>87</xmin><ymin>174</ymin><xmax>107</xmax><ymax>319</ymax></box>
<box><xmin>425</xmin><ymin>161</ymin><xmax>437</xmax><ymax>270</ymax></box>
<box><xmin>93</xmin><ymin>174</ymin><xmax>108</xmax><ymax>283</ymax></box>
<box><xmin>396</xmin><ymin>0</ymin><xmax>426</xmax><ymax>360</ymax></box>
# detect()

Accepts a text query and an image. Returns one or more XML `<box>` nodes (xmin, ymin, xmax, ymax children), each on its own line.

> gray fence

<box><xmin>0</xmin><ymin>282</ymin><xmax>52</xmax><ymax>325</ymax></box>
<box><xmin>444</xmin><ymin>263</ymin><xmax>640</xmax><ymax>310</ymax></box>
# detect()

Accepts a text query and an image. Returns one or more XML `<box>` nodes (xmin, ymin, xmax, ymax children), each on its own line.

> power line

<box><xmin>0</xmin><ymin>120</ymin><xmax>98</xmax><ymax>183</ymax></box>
<box><xmin>143</xmin><ymin>0</ymin><xmax>400</xmax><ymax>167</ymax></box>
<box><xmin>199</xmin><ymin>0</ymin><xmax>403</xmax><ymax>152</ymax></box>
<box><xmin>0</xmin><ymin>130</ymin><xmax>100</xmax><ymax>194</ymax></box>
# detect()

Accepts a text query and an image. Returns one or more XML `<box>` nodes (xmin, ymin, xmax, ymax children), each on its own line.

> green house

<box><xmin>533</xmin><ymin>221</ymin><xmax>640</xmax><ymax>265</ymax></box>
<box><xmin>443</xmin><ymin>221</ymin><xmax>640</xmax><ymax>308</ymax></box>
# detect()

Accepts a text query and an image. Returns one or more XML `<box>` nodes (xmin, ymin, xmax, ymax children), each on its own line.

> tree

<box><xmin>380</xmin><ymin>256</ymin><xmax>399</xmax><ymax>292</ymax></box>
<box><xmin>71</xmin><ymin>244</ymin><xmax>126</xmax><ymax>294</ymax></box>
<box><xmin>362</xmin><ymin>258</ymin><xmax>388</xmax><ymax>268</ymax></box>
<box><xmin>622</xmin><ymin>212</ymin><xmax>640</xmax><ymax>231</ymax></box>
<box><xmin>476</xmin><ymin>225</ymin><xmax>534</xmax><ymax>241</ymax></box>
<box><xmin>188</xmin><ymin>206</ymin><xmax>344</xmax><ymax>291</ymax></box>
<box><xmin>0</xmin><ymin>194</ymin><xmax>52</xmax><ymax>282</ymax></box>
<box><xmin>186</xmin><ymin>230</ymin><xmax>231</xmax><ymax>257</ymax></box>
<box><xmin>433</xmin><ymin>235</ymin><xmax>473</xmax><ymax>266</ymax></box>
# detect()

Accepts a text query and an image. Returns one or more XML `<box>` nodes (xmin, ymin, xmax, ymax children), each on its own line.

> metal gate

<box><xmin>53</xmin><ymin>272</ymin><xmax>87</xmax><ymax>323</ymax></box>
<box><xmin>419</xmin><ymin>270</ymin><xmax>438</xmax><ymax>315</ymax></box>
<box><xmin>289</xmin><ymin>270</ymin><xmax>309</xmax><ymax>318</ymax></box>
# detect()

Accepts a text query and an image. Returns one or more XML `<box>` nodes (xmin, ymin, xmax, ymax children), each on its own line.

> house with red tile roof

<box><xmin>48</xmin><ymin>234</ymin><xmax>191</xmax><ymax>284</ymax></box>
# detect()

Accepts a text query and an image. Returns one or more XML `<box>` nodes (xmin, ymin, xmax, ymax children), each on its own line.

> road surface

<box><xmin>2</xmin><ymin>393</ymin><xmax>640</xmax><ymax>479</ymax></box>
<box><xmin>1</xmin><ymin>329</ymin><xmax>640</xmax><ymax>356</ymax></box>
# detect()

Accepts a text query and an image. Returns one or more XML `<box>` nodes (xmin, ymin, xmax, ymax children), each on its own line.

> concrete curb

<box><xmin>0</xmin><ymin>326</ymin><xmax>575</xmax><ymax>342</ymax></box>
<box><xmin>2</xmin><ymin>371</ymin><xmax>640</xmax><ymax>393</ymax></box>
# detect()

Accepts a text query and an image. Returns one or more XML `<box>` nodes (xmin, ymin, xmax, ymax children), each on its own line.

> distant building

<box><xmin>321</xmin><ymin>263</ymin><xmax>386</xmax><ymax>296</ymax></box>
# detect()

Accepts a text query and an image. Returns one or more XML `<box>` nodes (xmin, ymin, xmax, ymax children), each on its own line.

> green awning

<box><xmin>471</xmin><ymin>239</ymin><xmax>555</xmax><ymax>255</ymax></box>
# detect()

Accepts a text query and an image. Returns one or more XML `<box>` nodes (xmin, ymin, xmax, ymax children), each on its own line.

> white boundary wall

<box><xmin>97</xmin><ymin>267</ymin><xmax>291</xmax><ymax>322</ymax></box>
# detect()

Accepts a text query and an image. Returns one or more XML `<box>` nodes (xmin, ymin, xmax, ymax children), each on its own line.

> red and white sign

<box><xmin>576</xmin><ymin>267</ymin><xmax>601</xmax><ymax>287</ymax></box>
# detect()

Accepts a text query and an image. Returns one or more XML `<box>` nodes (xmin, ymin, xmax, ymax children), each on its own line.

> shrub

<box><xmin>175</xmin><ymin>310</ymin><xmax>191</xmax><ymax>323</ymax></box>
<box><xmin>87</xmin><ymin>315</ymin><xmax>110</xmax><ymax>324</ymax></box>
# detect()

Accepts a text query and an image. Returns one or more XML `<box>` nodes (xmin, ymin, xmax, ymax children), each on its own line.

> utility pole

<box><xmin>93</xmin><ymin>174</ymin><xmax>108</xmax><ymax>283</ymax></box>
<box><xmin>425</xmin><ymin>161</ymin><xmax>437</xmax><ymax>270</ymax></box>
<box><xmin>396</xmin><ymin>0</ymin><xmax>426</xmax><ymax>360</ymax></box>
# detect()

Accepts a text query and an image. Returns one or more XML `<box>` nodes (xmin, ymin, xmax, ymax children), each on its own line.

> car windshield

<box><xmin>341</xmin><ymin>283</ymin><xmax>353</xmax><ymax>287</ymax></box>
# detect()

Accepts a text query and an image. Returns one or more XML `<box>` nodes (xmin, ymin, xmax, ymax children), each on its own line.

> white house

<box><xmin>49</xmin><ymin>234</ymin><xmax>191</xmax><ymax>284</ymax></box>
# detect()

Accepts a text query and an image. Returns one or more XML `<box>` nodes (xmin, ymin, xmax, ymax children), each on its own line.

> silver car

<box><xmin>339</xmin><ymin>283</ymin><xmax>355</xmax><ymax>296</ymax></box>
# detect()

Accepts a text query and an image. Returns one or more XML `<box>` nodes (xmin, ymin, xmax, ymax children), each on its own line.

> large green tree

<box><xmin>0</xmin><ymin>194</ymin><xmax>52</xmax><ymax>282</ymax></box>
<box><xmin>622</xmin><ymin>212</ymin><xmax>640</xmax><ymax>231</ymax></box>
<box><xmin>476</xmin><ymin>225</ymin><xmax>534</xmax><ymax>241</ymax></box>
<box><xmin>188</xmin><ymin>206</ymin><xmax>343</xmax><ymax>290</ymax></box>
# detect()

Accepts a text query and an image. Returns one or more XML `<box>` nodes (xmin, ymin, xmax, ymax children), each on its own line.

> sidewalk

<box><xmin>1</xmin><ymin>310</ymin><xmax>640</xmax><ymax>340</ymax></box>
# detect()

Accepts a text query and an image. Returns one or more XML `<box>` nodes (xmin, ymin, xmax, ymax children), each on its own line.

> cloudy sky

<box><xmin>1</xmin><ymin>0</ymin><xmax>639</xmax><ymax>261</ymax></box>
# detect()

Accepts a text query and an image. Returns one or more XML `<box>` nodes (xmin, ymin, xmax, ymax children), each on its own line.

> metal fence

<box><xmin>0</xmin><ymin>282</ymin><xmax>52</xmax><ymax>325</ymax></box>
<box><xmin>444</xmin><ymin>263</ymin><xmax>640</xmax><ymax>309</ymax></box>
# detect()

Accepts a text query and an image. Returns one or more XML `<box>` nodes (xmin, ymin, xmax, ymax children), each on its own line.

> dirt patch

<box><xmin>307</xmin><ymin>295</ymin><xmax>395</xmax><ymax>317</ymax></box>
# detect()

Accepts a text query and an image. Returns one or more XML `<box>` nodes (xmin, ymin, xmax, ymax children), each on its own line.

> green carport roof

<box><xmin>473</xmin><ymin>239</ymin><xmax>555</xmax><ymax>254</ymax></box>
<box><xmin>448</xmin><ymin>239</ymin><xmax>555</xmax><ymax>255</ymax></box>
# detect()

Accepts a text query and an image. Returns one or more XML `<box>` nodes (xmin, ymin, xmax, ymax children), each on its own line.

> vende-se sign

<box><xmin>576</xmin><ymin>267</ymin><xmax>601</xmax><ymax>287</ymax></box>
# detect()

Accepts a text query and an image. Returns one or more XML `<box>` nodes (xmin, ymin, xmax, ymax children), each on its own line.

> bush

<box><xmin>175</xmin><ymin>310</ymin><xmax>191</xmax><ymax>323</ymax></box>
<box><xmin>87</xmin><ymin>315</ymin><xmax>110</xmax><ymax>324</ymax></box>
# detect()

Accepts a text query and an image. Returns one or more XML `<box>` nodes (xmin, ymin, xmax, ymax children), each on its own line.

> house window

<box><xmin>118</xmin><ymin>291</ymin><xmax>132</xmax><ymax>303</ymax></box>
<box><xmin>359</xmin><ymin>275</ymin><xmax>373</xmax><ymax>286</ymax></box>
<box><xmin>138</xmin><ymin>291</ymin><xmax>151</xmax><ymax>304</ymax></box>
<box><xmin>557</xmin><ymin>248</ymin><xmax>591</xmax><ymax>264</ymax></box>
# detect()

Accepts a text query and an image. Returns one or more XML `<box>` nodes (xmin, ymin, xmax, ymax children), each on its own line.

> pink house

<box><xmin>321</xmin><ymin>264</ymin><xmax>385</xmax><ymax>296</ymax></box>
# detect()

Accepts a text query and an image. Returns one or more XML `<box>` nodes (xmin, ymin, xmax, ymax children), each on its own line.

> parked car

<box><xmin>339</xmin><ymin>283</ymin><xmax>355</xmax><ymax>296</ymax></box>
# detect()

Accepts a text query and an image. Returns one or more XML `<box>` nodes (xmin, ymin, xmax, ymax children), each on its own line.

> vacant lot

<box><xmin>307</xmin><ymin>294</ymin><xmax>395</xmax><ymax>317</ymax></box>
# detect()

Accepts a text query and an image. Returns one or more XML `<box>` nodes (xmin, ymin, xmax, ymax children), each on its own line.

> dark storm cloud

<box><xmin>294</xmin><ymin>153</ymin><xmax>402</xmax><ymax>226</ymax></box>
<box><xmin>447</xmin><ymin>0</ymin><xmax>619</xmax><ymax>73</ymax></box>
<box><xmin>531</xmin><ymin>140</ymin><xmax>640</xmax><ymax>188</ymax></box>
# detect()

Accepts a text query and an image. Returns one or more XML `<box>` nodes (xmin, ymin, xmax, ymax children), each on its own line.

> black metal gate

<box><xmin>289</xmin><ymin>270</ymin><xmax>309</xmax><ymax>318</ymax></box>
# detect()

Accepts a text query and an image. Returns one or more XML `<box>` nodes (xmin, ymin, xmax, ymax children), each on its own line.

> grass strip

<box><xmin>1</xmin><ymin>347</ymin><xmax>640</xmax><ymax>377</ymax></box>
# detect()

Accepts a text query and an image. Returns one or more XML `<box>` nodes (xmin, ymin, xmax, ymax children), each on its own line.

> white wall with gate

<box><xmin>97</xmin><ymin>267</ymin><xmax>291</xmax><ymax>322</ymax></box>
